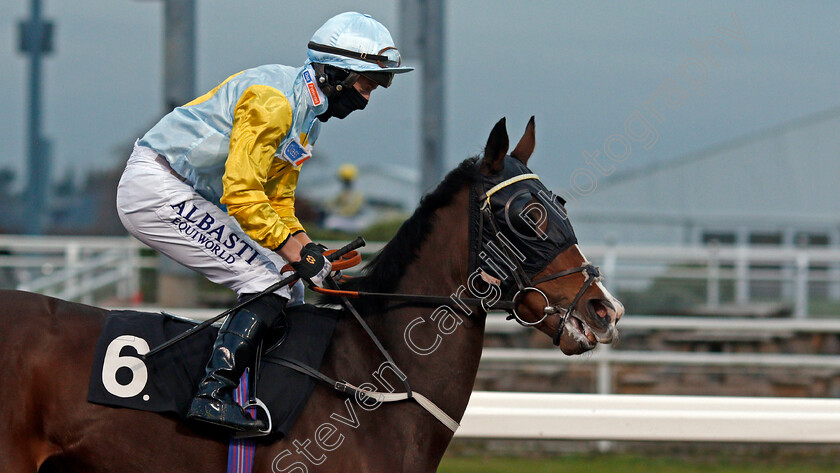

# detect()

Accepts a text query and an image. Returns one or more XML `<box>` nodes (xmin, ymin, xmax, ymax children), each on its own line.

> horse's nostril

<box><xmin>590</xmin><ymin>299</ymin><xmax>609</xmax><ymax>319</ymax></box>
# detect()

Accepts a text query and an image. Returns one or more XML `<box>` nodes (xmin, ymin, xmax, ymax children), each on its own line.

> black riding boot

<box><xmin>187</xmin><ymin>294</ymin><xmax>286</xmax><ymax>432</ymax></box>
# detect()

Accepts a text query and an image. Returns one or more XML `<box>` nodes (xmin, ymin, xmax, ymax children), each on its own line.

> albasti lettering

<box><xmin>169</xmin><ymin>201</ymin><xmax>260</xmax><ymax>265</ymax></box>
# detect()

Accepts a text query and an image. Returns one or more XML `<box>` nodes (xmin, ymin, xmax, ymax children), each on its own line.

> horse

<box><xmin>1</xmin><ymin>117</ymin><xmax>623</xmax><ymax>472</ymax></box>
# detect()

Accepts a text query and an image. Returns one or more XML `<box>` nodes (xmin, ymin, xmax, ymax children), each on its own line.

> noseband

<box><xmin>477</xmin><ymin>172</ymin><xmax>602</xmax><ymax>345</ymax></box>
<box><xmin>516</xmin><ymin>262</ymin><xmax>602</xmax><ymax>345</ymax></box>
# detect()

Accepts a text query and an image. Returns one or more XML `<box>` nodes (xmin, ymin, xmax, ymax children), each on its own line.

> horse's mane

<box><xmin>338</xmin><ymin>157</ymin><xmax>481</xmax><ymax>308</ymax></box>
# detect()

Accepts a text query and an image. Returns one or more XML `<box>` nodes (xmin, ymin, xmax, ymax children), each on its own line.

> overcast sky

<box><xmin>2</xmin><ymin>1</ymin><xmax>839</xmax><ymax>201</ymax></box>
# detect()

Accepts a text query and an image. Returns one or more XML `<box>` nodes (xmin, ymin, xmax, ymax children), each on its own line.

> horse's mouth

<box><xmin>561</xmin><ymin>312</ymin><xmax>598</xmax><ymax>352</ymax></box>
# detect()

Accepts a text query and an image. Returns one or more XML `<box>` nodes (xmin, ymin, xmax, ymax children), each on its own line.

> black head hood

<box><xmin>469</xmin><ymin>156</ymin><xmax>578</xmax><ymax>294</ymax></box>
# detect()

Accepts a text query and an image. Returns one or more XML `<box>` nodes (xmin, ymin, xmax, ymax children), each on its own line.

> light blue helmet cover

<box><xmin>308</xmin><ymin>12</ymin><xmax>414</xmax><ymax>74</ymax></box>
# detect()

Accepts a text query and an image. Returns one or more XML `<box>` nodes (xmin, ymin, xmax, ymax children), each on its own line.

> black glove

<box><xmin>305</xmin><ymin>242</ymin><xmax>344</xmax><ymax>280</ymax></box>
<box><xmin>305</xmin><ymin>242</ymin><xmax>328</xmax><ymax>254</ymax></box>
<box><xmin>291</xmin><ymin>244</ymin><xmax>332</xmax><ymax>288</ymax></box>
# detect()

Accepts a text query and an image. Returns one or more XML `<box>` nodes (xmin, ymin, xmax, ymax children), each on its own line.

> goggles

<box><xmin>307</xmin><ymin>41</ymin><xmax>403</xmax><ymax>69</ymax></box>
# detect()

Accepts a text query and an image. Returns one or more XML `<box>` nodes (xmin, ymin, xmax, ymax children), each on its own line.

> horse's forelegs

<box><xmin>0</xmin><ymin>409</ymin><xmax>62</xmax><ymax>471</ymax></box>
<box><xmin>0</xmin><ymin>400</ymin><xmax>65</xmax><ymax>472</ymax></box>
<box><xmin>0</xmin><ymin>441</ymin><xmax>41</xmax><ymax>472</ymax></box>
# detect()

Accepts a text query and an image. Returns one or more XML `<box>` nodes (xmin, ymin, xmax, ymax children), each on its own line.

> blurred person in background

<box><xmin>324</xmin><ymin>163</ymin><xmax>373</xmax><ymax>233</ymax></box>
<box><xmin>115</xmin><ymin>12</ymin><xmax>412</xmax><ymax>432</ymax></box>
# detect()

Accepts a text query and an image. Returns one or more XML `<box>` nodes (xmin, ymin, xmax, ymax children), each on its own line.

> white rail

<box><xmin>3</xmin><ymin>237</ymin><xmax>840</xmax><ymax>314</ymax></box>
<box><xmin>481</xmin><ymin>347</ymin><xmax>840</xmax><ymax>369</ymax></box>
<box><xmin>479</xmin><ymin>314</ymin><xmax>840</xmax><ymax>394</ymax></box>
<box><xmin>457</xmin><ymin>392</ymin><xmax>840</xmax><ymax>443</ymax></box>
<box><xmin>0</xmin><ymin>235</ymin><xmax>152</xmax><ymax>304</ymax></box>
<box><xmin>485</xmin><ymin>314</ymin><xmax>840</xmax><ymax>334</ymax></box>
<box><xmin>579</xmin><ymin>244</ymin><xmax>840</xmax><ymax>318</ymax></box>
<box><xmin>0</xmin><ymin>237</ymin><xmax>384</xmax><ymax>304</ymax></box>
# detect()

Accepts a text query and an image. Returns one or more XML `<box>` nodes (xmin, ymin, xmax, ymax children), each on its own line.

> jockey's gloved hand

<box><xmin>292</xmin><ymin>244</ymin><xmax>332</xmax><ymax>288</ymax></box>
<box><xmin>305</xmin><ymin>242</ymin><xmax>343</xmax><ymax>280</ymax></box>
<box><xmin>305</xmin><ymin>242</ymin><xmax>328</xmax><ymax>254</ymax></box>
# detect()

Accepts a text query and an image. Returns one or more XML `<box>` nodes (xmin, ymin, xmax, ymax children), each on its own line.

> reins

<box><xmin>143</xmin><ymin>238</ymin><xmax>366</xmax><ymax>360</ymax></box>
<box><xmin>311</xmin><ymin>286</ymin><xmax>517</xmax><ymax>313</ymax></box>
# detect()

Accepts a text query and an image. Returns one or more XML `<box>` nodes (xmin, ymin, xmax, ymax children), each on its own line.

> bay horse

<box><xmin>1</xmin><ymin>118</ymin><xmax>623</xmax><ymax>472</ymax></box>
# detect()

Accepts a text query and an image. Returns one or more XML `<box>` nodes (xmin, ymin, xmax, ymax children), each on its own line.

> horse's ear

<box><xmin>511</xmin><ymin>116</ymin><xmax>536</xmax><ymax>165</ymax></box>
<box><xmin>481</xmin><ymin>117</ymin><xmax>509</xmax><ymax>174</ymax></box>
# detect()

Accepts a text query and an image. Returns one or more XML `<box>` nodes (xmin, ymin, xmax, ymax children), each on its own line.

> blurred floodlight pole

<box><xmin>163</xmin><ymin>0</ymin><xmax>196</xmax><ymax>110</ymax></box>
<box><xmin>401</xmin><ymin>0</ymin><xmax>445</xmax><ymax>194</ymax></box>
<box><xmin>160</xmin><ymin>0</ymin><xmax>197</xmax><ymax>303</ymax></box>
<box><xmin>137</xmin><ymin>0</ymin><xmax>197</xmax><ymax>305</ymax></box>
<box><xmin>137</xmin><ymin>0</ymin><xmax>196</xmax><ymax>109</ymax></box>
<box><xmin>18</xmin><ymin>0</ymin><xmax>54</xmax><ymax>234</ymax></box>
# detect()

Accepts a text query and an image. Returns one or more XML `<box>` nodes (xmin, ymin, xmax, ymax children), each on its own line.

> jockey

<box><xmin>116</xmin><ymin>12</ymin><xmax>412</xmax><ymax>432</ymax></box>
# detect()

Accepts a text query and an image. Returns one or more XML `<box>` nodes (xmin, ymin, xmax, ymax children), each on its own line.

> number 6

<box><xmin>102</xmin><ymin>335</ymin><xmax>150</xmax><ymax>398</ymax></box>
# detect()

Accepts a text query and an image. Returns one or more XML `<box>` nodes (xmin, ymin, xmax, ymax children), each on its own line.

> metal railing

<box><xmin>0</xmin><ymin>236</ymin><xmax>384</xmax><ymax>304</ymax></box>
<box><xmin>578</xmin><ymin>244</ymin><xmax>840</xmax><ymax>317</ymax></box>
<box><xmin>481</xmin><ymin>314</ymin><xmax>840</xmax><ymax>395</ymax></box>
<box><xmin>0</xmin><ymin>235</ymin><xmax>154</xmax><ymax>304</ymax></box>
<box><xmin>3</xmin><ymin>236</ymin><xmax>840</xmax><ymax>315</ymax></box>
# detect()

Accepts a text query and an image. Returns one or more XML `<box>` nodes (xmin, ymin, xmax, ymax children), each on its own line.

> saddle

<box><xmin>88</xmin><ymin>247</ymin><xmax>367</xmax><ymax>437</ymax></box>
<box><xmin>87</xmin><ymin>303</ymin><xmax>340</xmax><ymax>437</ymax></box>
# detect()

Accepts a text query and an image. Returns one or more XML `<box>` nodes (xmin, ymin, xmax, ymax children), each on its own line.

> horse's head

<box><xmin>473</xmin><ymin>117</ymin><xmax>624</xmax><ymax>355</ymax></box>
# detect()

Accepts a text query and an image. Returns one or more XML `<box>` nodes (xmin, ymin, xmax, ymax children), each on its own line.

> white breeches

<box><xmin>116</xmin><ymin>143</ymin><xmax>304</xmax><ymax>304</ymax></box>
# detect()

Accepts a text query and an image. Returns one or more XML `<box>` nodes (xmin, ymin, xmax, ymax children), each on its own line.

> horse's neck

<box><xmin>367</xmin><ymin>189</ymin><xmax>484</xmax><ymax>423</ymax></box>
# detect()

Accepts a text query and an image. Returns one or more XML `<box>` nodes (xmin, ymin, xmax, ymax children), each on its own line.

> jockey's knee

<box><xmin>237</xmin><ymin>293</ymin><xmax>287</xmax><ymax>327</ymax></box>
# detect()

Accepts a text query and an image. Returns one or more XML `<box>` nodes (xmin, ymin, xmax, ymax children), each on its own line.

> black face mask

<box><xmin>317</xmin><ymin>87</ymin><xmax>368</xmax><ymax>122</ymax></box>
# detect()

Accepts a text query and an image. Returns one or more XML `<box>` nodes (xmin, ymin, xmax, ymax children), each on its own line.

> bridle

<box><xmin>476</xmin><ymin>172</ymin><xmax>602</xmax><ymax>345</ymax></box>
<box><xmin>314</xmin><ymin>164</ymin><xmax>602</xmax><ymax>346</ymax></box>
<box><xmin>292</xmin><ymin>164</ymin><xmax>605</xmax><ymax>433</ymax></box>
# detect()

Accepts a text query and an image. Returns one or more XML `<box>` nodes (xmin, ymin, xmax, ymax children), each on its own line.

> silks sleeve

<box><xmin>220</xmin><ymin>85</ymin><xmax>294</xmax><ymax>249</ymax></box>
<box><xmin>264</xmin><ymin>162</ymin><xmax>306</xmax><ymax>236</ymax></box>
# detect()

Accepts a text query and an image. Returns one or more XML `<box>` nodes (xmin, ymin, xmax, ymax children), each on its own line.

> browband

<box><xmin>481</xmin><ymin>173</ymin><xmax>540</xmax><ymax>205</ymax></box>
